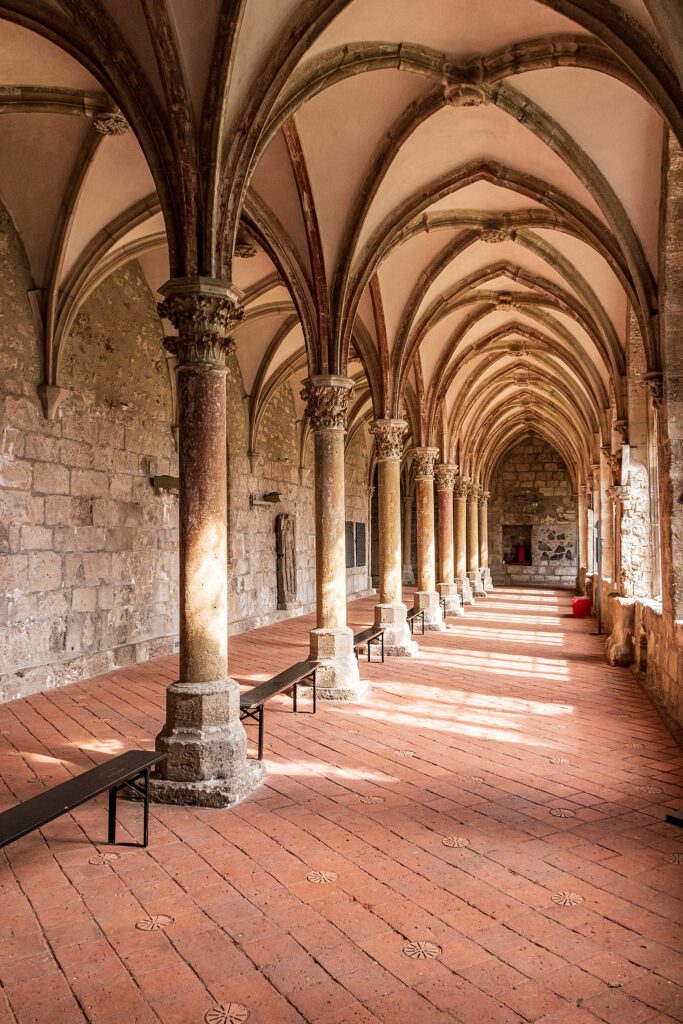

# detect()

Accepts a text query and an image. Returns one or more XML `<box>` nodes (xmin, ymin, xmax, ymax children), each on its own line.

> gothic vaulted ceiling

<box><xmin>1</xmin><ymin>0</ymin><xmax>681</xmax><ymax>486</ymax></box>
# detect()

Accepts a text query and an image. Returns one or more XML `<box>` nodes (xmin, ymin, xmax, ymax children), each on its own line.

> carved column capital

<box><xmin>468</xmin><ymin>482</ymin><xmax>482</xmax><ymax>502</ymax></box>
<box><xmin>453</xmin><ymin>475</ymin><xmax>470</xmax><ymax>500</ymax></box>
<box><xmin>411</xmin><ymin>447</ymin><xmax>440</xmax><ymax>480</ymax></box>
<box><xmin>613</xmin><ymin>419</ymin><xmax>629</xmax><ymax>443</ymax></box>
<box><xmin>434</xmin><ymin>463</ymin><xmax>458</xmax><ymax>492</ymax></box>
<box><xmin>301</xmin><ymin>375</ymin><xmax>354</xmax><ymax>431</ymax></box>
<box><xmin>158</xmin><ymin>277</ymin><xmax>243</xmax><ymax>368</ymax></box>
<box><xmin>477</xmin><ymin>489</ymin><xmax>490</xmax><ymax>507</ymax></box>
<box><xmin>644</xmin><ymin>371</ymin><xmax>664</xmax><ymax>410</ymax></box>
<box><xmin>607</xmin><ymin>483</ymin><xmax>630</xmax><ymax>506</ymax></box>
<box><xmin>370</xmin><ymin>418</ymin><xmax>407</xmax><ymax>460</ymax></box>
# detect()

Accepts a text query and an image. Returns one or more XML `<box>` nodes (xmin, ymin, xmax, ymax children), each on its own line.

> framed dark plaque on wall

<box><xmin>355</xmin><ymin>522</ymin><xmax>366</xmax><ymax>567</ymax></box>
<box><xmin>345</xmin><ymin>521</ymin><xmax>355</xmax><ymax>567</ymax></box>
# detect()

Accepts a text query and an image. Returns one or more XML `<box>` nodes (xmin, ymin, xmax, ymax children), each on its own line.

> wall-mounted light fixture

<box><xmin>249</xmin><ymin>491</ymin><xmax>283</xmax><ymax>509</ymax></box>
<box><xmin>150</xmin><ymin>475</ymin><xmax>179</xmax><ymax>494</ymax></box>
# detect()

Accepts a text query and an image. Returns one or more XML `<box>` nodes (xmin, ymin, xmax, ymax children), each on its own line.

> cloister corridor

<box><xmin>1</xmin><ymin>588</ymin><xmax>682</xmax><ymax>1024</ymax></box>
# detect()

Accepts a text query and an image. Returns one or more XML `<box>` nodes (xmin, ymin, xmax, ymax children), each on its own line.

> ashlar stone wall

<box><xmin>228</xmin><ymin>375</ymin><xmax>317</xmax><ymax>631</ymax></box>
<box><xmin>489</xmin><ymin>435</ymin><xmax>577</xmax><ymax>587</ymax></box>
<box><xmin>0</xmin><ymin>200</ymin><xmax>374</xmax><ymax>701</ymax></box>
<box><xmin>0</xmin><ymin>202</ymin><xmax>179</xmax><ymax>702</ymax></box>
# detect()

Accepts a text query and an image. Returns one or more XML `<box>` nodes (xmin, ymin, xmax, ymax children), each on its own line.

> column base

<box><xmin>416</xmin><ymin>591</ymin><xmax>448</xmax><ymax>630</ymax></box>
<box><xmin>402</xmin><ymin>568</ymin><xmax>416</xmax><ymax>585</ymax></box>
<box><xmin>467</xmin><ymin>570</ymin><xmax>486</xmax><ymax>597</ymax></box>
<box><xmin>481</xmin><ymin>568</ymin><xmax>493</xmax><ymax>592</ymax></box>
<box><xmin>438</xmin><ymin>582</ymin><xmax>464</xmax><ymax>617</ymax></box>
<box><xmin>150</xmin><ymin>760</ymin><xmax>265</xmax><ymax>808</ymax></box>
<box><xmin>456</xmin><ymin>576</ymin><xmax>475</xmax><ymax>605</ymax></box>
<box><xmin>151</xmin><ymin>678</ymin><xmax>264</xmax><ymax>807</ymax></box>
<box><xmin>309</xmin><ymin>627</ymin><xmax>371</xmax><ymax>700</ymax></box>
<box><xmin>374</xmin><ymin>602</ymin><xmax>418</xmax><ymax>656</ymax></box>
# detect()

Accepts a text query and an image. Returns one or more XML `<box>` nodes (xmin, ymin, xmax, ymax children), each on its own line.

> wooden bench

<box><xmin>0</xmin><ymin>749</ymin><xmax>165</xmax><ymax>852</ymax></box>
<box><xmin>407</xmin><ymin>606</ymin><xmax>425</xmax><ymax>635</ymax></box>
<box><xmin>353</xmin><ymin>626</ymin><xmax>385</xmax><ymax>663</ymax></box>
<box><xmin>240</xmin><ymin>661</ymin><xmax>318</xmax><ymax>760</ymax></box>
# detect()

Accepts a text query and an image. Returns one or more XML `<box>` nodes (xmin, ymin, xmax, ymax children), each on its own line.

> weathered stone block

<box><xmin>27</xmin><ymin>550</ymin><xmax>61</xmax><ymax>591</ymax></box>
<box><xmin>33</xmin><ymin>461</ymin><xmax>70</xmax><ymax>495</ymax></box>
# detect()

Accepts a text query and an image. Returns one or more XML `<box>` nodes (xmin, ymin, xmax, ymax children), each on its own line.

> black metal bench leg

<box><xmin>143</xmin><ymin>768</ymin><xmax>150</xmax><ymax>848</ymax></box>
<box><xmin>312</xmin><ymin>672</ymin><xmax>317</xmax><ymax>714</ymax></box>
<box><xmin>258</xmin><ymin>706</ymin><xmax>264</xmax><ymax>761</ymax></box>
<box><xmin>293</xmin><ymin>683</ymin><xmax>298</xmax><ymax>713</ymax></box>
<box><xmin>108</xmin><ymin>785</ymin><xmax>117</xmax><ymax>845</ymax></box>
<box><xmin>381</xmin><ymin>631</ymin><xmax>385</xmax><ymax>662</ymax></box>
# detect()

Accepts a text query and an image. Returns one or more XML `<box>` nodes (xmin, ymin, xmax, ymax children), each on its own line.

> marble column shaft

<box><xmin>402</xmin><ymin>495</ymin><xmax>415</xmax><ymax>584</ymax></box>
<box><xmin>152</xmin><ymin>277</ymin><xmax>263</xmax><ymax>807</ymax></box>
<box><xmin>478</xmin><ymin>491</ymin><xmax>489</xmax><ymax>569</ymax></box>
<box><xmin>371</xmin><ymin>420</ymin><xmax>416</xmax><ymax>654</ymax></box>
<box><xmin>467</xmin><ymin>484</ymin><xmax>480</xmax><ymax>573</ymax></box>
<box><xmin>412</xmin><ymin>447</ymin><xmax>445</xmax><ymax>628</ymax></box>
<box><xmin>435</xmin><ymin>464</ymin><xmax>463</xmax><ymax>615</ymax></box>
<box><xmin>467</xmin><ymin>483</ymin><xmax>485</xmax><ymax>596</ymax></box>
<box><xmin>454</xmin><ymin>476</ymin><xmax>474</xmax><ymax>604</ymax></box>
<box><xmin>302</xmin><ymin>375</ymin><xmax>366</xmax><ymax>699</ymax></box>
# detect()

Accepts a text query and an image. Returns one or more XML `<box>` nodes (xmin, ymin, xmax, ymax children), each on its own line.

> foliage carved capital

<box><xmin>301</xmin><ymin>375</ymin><xmax>354</xmax><ymax>431</ymax></box>
<box><xmin>411</xmin><ymin>447</ymin><xmax>440</xmax><ymax>480</ymax></box>
<box><xmin>453</xmin><ymin>475</ymin><xmax>470</xmax><ymax>500</ymax></box>
<box><xmin>370</xmin><ymin>419</ymin><xmax>407</xmax><ymax>461</ymax></box>
<box><xmin>434</xmin><ymin>464</ymin><xmax>458</xmax><ymax>492</ymax></box>
<box><xmin>477</xmin><ymin>489</ymin><xmax>490</xmax><ymax>507</ymax></box>
<box><xmin>159</xmin><ymin>278</ymin><xmax>243</xmax><ymax>368</ymax></box>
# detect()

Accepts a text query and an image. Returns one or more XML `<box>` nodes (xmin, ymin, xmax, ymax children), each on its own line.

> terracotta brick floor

<box><xmin>1</xmin><ymin>587</ymin><xmax>683</xmax><ymax>1024</ymax></box>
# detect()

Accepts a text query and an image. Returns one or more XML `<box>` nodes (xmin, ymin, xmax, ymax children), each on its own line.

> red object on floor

<box><xmin>572</xmin><ymin>595</ymin><xmax>592</xmax><ymax>617</ymax></box>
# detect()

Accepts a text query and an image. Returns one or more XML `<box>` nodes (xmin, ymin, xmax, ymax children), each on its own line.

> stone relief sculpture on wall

<box><xmin>276</xmin><ymin>513</ymin><xmax>297</xmax><ymax>610</ymax></box>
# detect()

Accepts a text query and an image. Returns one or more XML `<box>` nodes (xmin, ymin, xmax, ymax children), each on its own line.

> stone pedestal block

<box><xmin>310</xmin><ymin>626</ymin><xmax>370</xmax><ymax>700</ymax></box>
<box><xmin>468</xmin><ymin>570</ymin><xmax>486</xmax><ymax>597</ymax></box>
<box><xmin>374</xmin><ymin>602</ymin><xmax>418</xmax><ymax>656</ymax></box>
<box><xmin>151</xmin><ymin>678</ymin><xmax>265</xmax><ymax>807</ymax></box>
<box><xmin>438</xmin><ymin>582</ymin><xmax>464</xmax><ymax>616</ymax></box>
<box><xmin>456</xmin><ymin>576</ymin><xmax>474</xmax><ymax>605</ymax></box>
<box><xmin>481</xmin><ymin>568</ymin><xmax>494</xmax><ymax>592</ymax></box>
<box><xmin>416</xmin><ymin>590</ymin><xmax>447</xmax><ymax>630</ymax></box>
<box><xmin>606</xmin><ymin>596</ymin><xmax>636</xmax><ymax>666</ymax></box>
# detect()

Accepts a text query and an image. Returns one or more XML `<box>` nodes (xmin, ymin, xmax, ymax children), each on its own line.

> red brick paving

<box><xmin>1</xmin><ymin>587</ymin><xmax>682</xmax><ymax>1024</ymax></box>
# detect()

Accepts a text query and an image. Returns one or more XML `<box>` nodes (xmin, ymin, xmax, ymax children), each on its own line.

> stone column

<box><xmin>467</xmin><ymin>483</ymin><xmax>485</xmax><ymax>596</ymax></box>
<box><xmin>577</xmin><ymin>484</ymin><xmax>589</xmax><ymax>593</ymax></box>
<box><xmin>152</xmin><ymin>277</ymin><xmax>263</xmax><ymax>807</ymax></box>
<box><xmin>600</xmin><ymin>444</ymin><xmax>616</xmax><ymax>587</ymax></box>
<box><xmin>435</xmin><ymin>464</ymin><xmax>463</xmax><ymax>615</ymax></box>
<box><xmin>454</xmin><ymin>476</ymin><xmax>474</xmax><ymax>604</ymax></box>
<box><xmin>301</xmin><ymin>376</ymin><xmax>367</xmax><ymax>700</ymax></box>
<box><xmin>478</xmin><ymin>489</ymin><xmax>493</xmax><ymax>591</ymax></box>
<box><xmin>370</xmin><ymin>420</ymin><xmax>417</xmax><ymax>655</ymax></box>
<box><xmin>402</xmin><ymin>495</ymin><xmax>415</xmax><ymax>585</ymax></box>
<box><xmin>412</xmin><ymin>447</ymin><xmax>446</xmax><ymax>629</ymax></box>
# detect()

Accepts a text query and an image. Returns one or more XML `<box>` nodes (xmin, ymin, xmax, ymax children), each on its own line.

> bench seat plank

<box><xmin>0</xmin><ymin>750</ymin><xmax>164</xmax><ymax>850</ymax></box>
<box><xmin>239</xmin><ymin>661</ymin><xmax>317</xmax><ymax>708</ymax></box>
<box><xmin>353</xmin><ymin>626</ymin><xmax>383</xmax><ymax>646</ymax></box>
